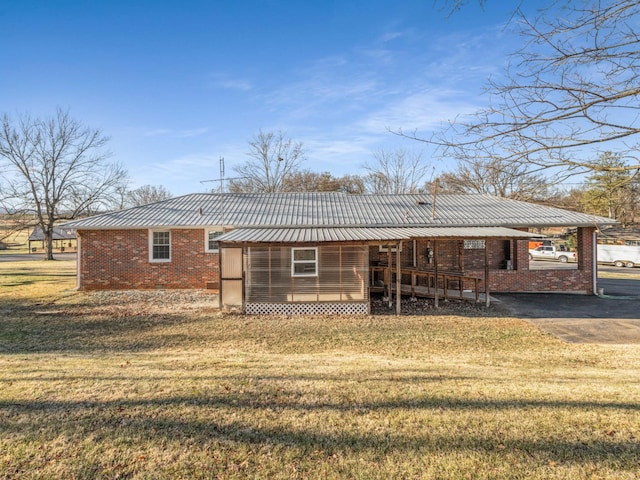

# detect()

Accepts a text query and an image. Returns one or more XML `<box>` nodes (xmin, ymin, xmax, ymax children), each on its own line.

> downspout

<box><xmin>387</xmin><ymin>244</ymin><xmax>393</xmax><ymax>308</ymax></box>
<box><xmin>433</xmin><ymin>240</ymin><xmax>439</xmax><ymax>309</ymax></box>
<box><xmin>412</xmin><ymin>239</ymin><xmax>417</xmax><ymax>268</ymax></box>
<box><xmin>593</xmin><ymin>229</ymin><xmax>598</xmax><ymax>295</ymax></box>
<box><xmin>396</xmin><ymin>241</ymin><xmax>402</xmax><ymax>315</ymax></box>
<box><xmin>484</xmin><ymin>238</ymin><xmax>490</xmax><ymax>307</ymax></box>
<box><xmin>76</xmin><ymin>234</ymin><xmax>81</xmax><ymax>290</ymax></box>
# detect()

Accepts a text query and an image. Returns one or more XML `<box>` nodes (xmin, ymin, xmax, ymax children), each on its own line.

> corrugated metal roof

<box><xmin>217</xmin><ymin>226</ymin><xmax>544</xmax><ymax>243</ymax></box>
<box><xmin>29</xmin><ymin>226</ymin><xmax>76</xmax><ymax>241</ymax></box>
<box><xmin>61</xmin><ymin>192</ymin><xmax>616</xmax><ymax>230</ymax></box>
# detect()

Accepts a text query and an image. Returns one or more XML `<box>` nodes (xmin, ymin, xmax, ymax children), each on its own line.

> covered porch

<box><xmin>217</xmin><ymin>226</ymin><xmax>552</xmax><ymax>315</ymax></box>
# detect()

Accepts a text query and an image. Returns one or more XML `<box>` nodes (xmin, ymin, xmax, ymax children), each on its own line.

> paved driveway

<box><xmin>0</xmin><ymin>252</ymin><xmax>76</xmax><ymax>262</ymax></box>
<box><xmin>495</xmin><ymin>273</ymin><xmax>640</xmax><ymax>344</ymax></box>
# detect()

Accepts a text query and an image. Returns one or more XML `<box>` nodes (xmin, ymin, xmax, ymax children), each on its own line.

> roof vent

<box><xmin>417</xmin><ymin>201</ymin><xmax>431</xmax><ymax>206</ymax></box>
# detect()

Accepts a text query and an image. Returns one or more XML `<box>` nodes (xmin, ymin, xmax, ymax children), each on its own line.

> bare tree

<box><xmin>0</xmin><ymin>109</ymin><xmax>128</xmax><ymax>260</ymax></box>
<box><xmin>437</xmin><ymin>157</ymin><xmax>552</xmax><ymax>201</ymax></box>
<box><xmin>363</xmin><ymin>148</ymin><xmax>431</xmax><ymax>194</ymax></box>
<box><xmin>229</xmin><ymin>130</ymin><xmax>305</xmax><ymax>193</ymax></box>
<box><xmin>281</xmin><ymin>170</ymin><xmax>366</xmax><ymax>193</ymax></box>
<box><xmin>126</xmin><ymin>184</ymin><xmax>173</xmax><ymax>207</ymax></box>
<box><xmin>543</xmin><ymin>187</ymin><xmax>586</xmax><ymax>213</ymax></box>
<box><xmin>397</xmin><ymin>0</ymin><xmax>640</xmax><ymax>179</ymax></box>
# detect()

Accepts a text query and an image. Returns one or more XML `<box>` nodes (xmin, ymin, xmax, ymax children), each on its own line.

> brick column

<box><xmin>577</xmin><ymin>226</ymin><xmax>596</xmax><ymax>294</ymax></box>
<box><xmin>514</xmin><ymin>239</ymin><xmax>529</xmax><ymax>270</ymax></box>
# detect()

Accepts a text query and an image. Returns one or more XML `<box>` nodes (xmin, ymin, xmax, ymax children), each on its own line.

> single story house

<box><xmin>61</xmin><ymin>192</ymin><xmax>615</xmax><ymax>315</ymax></box>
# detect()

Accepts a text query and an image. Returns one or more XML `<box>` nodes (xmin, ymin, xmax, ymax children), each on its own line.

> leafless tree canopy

<box><xmin>437</xmin><ymin>157</ymin><xmax>551</xmax><ymax>201</ymax></box>
<box><xmin>0</xmin><ymin>109</ymin><xmax>128</xmax><ymax>259</ymax></box>
<box><xmin>282</xmin><ymin>170</ymin><xmax>365</xmax><ymax>194</ymax></box>
<box><xmin>435</xmin><ymin>0</ymin><xmax>488</xmax><ymax>16</ymax></box>
<box><xmin>229</xmin><ymin>130</ymin><xmax>305</xmax><ymax>193</ymax></box>
<box><xmin>126</xmin><ymin>184</ymin><xmax>173</xmax><ymax>207</ymax></box>
<box><xmin>363</xmin><ymin>148</ymin><xmax>431</xmax><ymax>194</ymax></box>
<box><xmin>398</xmin><ymin>0</ymin><xmax>640</xmax><ymax>178</ymax></box>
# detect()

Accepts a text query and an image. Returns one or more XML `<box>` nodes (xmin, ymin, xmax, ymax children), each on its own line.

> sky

<box><xmin>0</xmin><ymin>0</ymin><xmax>534</xmax><ymax>196</ymax></box>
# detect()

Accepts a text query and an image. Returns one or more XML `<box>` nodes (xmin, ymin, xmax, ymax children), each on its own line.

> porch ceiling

<box><xmin>217</xmin><ymin>226</ymin><xmax>545</xmax><ymax>244</ymax></box>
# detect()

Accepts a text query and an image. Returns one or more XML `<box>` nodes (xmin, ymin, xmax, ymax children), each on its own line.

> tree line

<box><xmin>3</xmin><ymin>0</ymin><xmax>640</xmax><ymax>259</ymax></box>
<box><xmin>1</xmin><ymin>112</ymin><xmax>637</xmax><ymax>260</ymax></box>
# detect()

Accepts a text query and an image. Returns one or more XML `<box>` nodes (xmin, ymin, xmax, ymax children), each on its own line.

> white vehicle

<box><xmin>597</xmin><ymin>244</ymin><xmax>640</xmax><ymax>268</ymax></box>
<box><xmin>529</xmin><ymin>245</ymin><xmax>577</xmax><ymax>263</ymax></box>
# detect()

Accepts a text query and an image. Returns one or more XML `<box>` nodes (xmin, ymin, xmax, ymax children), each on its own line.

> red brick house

<box><xmin>62</xmin><ymin>192</ymin><xmax>615</xmax><ymax>314</ymax></box>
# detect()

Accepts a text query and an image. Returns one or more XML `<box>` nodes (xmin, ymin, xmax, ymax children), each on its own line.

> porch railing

<box><xmin>369</xmin><ymin>265</ymin><xmax>483</xmax><ymax>302</ymax></box>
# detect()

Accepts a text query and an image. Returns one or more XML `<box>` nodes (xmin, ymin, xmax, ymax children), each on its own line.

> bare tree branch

<box><xmin>363</xmin><ymin>148</ymin><xmax>432</xmax><ymax>194</ymax></box>
<box><xmin>126</xmin><ymin>184</ymin><xmax>173</xmax><ymax>207</ymax></box>
<box><xmin>394</xmin><ymin>0</ymin><xmax>640</xmax><ymax>177</ymax></box>
<box><xmin>229</xmin><ymin>130</ymin><xmax>305</xmax><ymax>193</ymax></box>
<box><xmin>437</xmin><ymin>157</ymin><xmax>552</xmax><ymax>201</ymax></box>
<box><xmin>0</xmin><ymin>108</ymin><xmax>128</xmax><ymax>259</ymax></box>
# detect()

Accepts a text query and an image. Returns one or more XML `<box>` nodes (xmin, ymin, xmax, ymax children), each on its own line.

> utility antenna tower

<box><xmin>219</xmin><ymin>157</ymin><xmax>225</xmax><ymax>229</ymax></box>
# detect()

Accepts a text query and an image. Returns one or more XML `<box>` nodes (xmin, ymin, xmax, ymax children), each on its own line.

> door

<box><xmin>220</xmin><ymin>247</ymin><xmax>243</xmax><ymax>310</ymax></box>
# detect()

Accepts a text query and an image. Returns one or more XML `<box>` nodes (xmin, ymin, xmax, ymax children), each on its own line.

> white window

<box><xmin>149</xmin><ymin>230</ymin><xmax>171</xmax><ymax>262</ymax></box>
<box><xmin>205</xmin><ymin>229</ymin><xmax>224</xmax><ymax>253</ymax></box>
<box><xmin>291</xmin><ymin>247</ymin><xmax>318</xmax><ymax>277</ymax></box>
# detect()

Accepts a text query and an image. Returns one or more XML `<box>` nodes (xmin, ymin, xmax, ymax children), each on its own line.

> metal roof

<box><xmin>217</xmin><ymin>226</ymin><xmax>544</xmax><ymax>243</ymax></box>
<box><xmin>29</xmin><ymin>226</ymin><xmax>77</xmax><ymax>241</ymax></box>
<box><xmin>61</xmin><ymin>192</ymin><xmax>616</xmax><ymax>230</ymax></box>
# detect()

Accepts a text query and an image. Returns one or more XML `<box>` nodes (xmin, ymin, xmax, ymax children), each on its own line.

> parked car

<box><xmin>528</xmin><ymin>245</ymin><xmax>577</xmax><ymax>263</ymax></box>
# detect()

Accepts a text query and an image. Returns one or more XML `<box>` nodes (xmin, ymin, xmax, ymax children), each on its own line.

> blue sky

<box><xmin>0</xmin><ymin>1</ymin><xmax>530</xmax><ymax>196</ymax></box>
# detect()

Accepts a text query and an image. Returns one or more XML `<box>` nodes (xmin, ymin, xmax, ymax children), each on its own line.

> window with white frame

<box><xmin>149</xmin><ymin>230</ymin><xmax>171</xmax><ymax>262</ymax></box>
<box><xmin>291</xmin><ymin>247</ymin><xmax>318</xmax><ymax>277</ymax></box>
<box><xmin>205</xmin><ymin>229</ymin><xmax>224</xmax><ymax>253</ymax></box>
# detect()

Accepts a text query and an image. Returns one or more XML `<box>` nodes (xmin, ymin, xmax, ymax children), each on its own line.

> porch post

<box><xmin>484</xmin><ymin>238</ymin><xmax>490</xmax><ymax>307</ymax></box>
<box><xmin>396</xmin><ymin>241</ymin><xmax>402</xmax><ymax>315</ymax></box>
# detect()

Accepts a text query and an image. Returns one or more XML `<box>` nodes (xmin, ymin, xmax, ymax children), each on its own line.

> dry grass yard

<box><xmin>1</xmin><ymin>260</ymin><xmax>639</xmax><ymax>479</ymax></box>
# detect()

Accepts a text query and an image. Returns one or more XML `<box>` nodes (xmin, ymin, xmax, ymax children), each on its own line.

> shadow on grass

<box><xmin>1</xmin><ymin>394</ymin><xmax>638</xmax><ymax>468</ymax></box>
<box><xmin>2</xmin><ymin>392</ymin><xmax>639</xmax><ymax>415</ymax></box>
<box><xmin>0</xmin><ymin>280</ymin><xmax>37</xmax><ymax>287</ymax></box>
<box><xmin>0</xmin><ymin>305</ymin><xmax>212</xmax><ymax>354</ymax></box>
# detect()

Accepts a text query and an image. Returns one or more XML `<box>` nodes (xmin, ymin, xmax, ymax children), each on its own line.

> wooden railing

<box><xmin>370</xmin><ymin>265</ymin><xmax>482</xmax><ymax>302</ymax></box>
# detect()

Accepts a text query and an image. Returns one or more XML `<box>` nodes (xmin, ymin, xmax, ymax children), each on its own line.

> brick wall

<box><xmin>78</xmin><ymin>227</ymin><xmax>596</xmax><ymax>293</ymax></box>
<box><xmin>467</xmin><ymin>227</ymin><xmax>596</xmax><ymax>294</ymax></box>
<box><xmin>370</xmin><ymin>228</ymin><xmax>597</xmax><ymax>295</ymax></box>
<box><xmin>78</xmin><ymin>229</ymin><xmax>219</xmax><ymax>290</ymax></box>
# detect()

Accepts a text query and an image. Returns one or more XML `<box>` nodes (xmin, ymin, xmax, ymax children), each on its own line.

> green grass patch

<box><xmin>1</xmin><ymin>261</ymin><xmax>639</xmax><ymax>479</ymax></box>
<box><xmin>597</xmin><ymin>270</ymin><xmax>640</xmax><ymax>280</ymax></box>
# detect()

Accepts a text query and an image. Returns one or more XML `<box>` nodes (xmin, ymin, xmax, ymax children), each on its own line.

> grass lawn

<box><xmin>1</xmin><ymin>261</ymin><xmax>639</xmax><ymax>479</ymax></box>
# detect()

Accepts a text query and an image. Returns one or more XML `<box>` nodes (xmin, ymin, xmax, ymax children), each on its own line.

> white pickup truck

<box><xmin>528</xmin><ymin>245</ymin><xmax>577</xmax><ymax>263</ymax></box>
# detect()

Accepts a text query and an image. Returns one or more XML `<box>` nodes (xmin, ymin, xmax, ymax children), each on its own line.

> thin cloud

<box><xmin>143</xmin><ymin>127</ymin><xmax>209</xmax><ymax>138</ymax></box>
<box><xmin>207</xmin><ymin>73</ymin><xmax>253</xmax><ymax>91</ymax></box>
<box><xmin>379</xmin><ymin>31</ymin><xmax>406</xmax><ymax>43</ymax></box>
<box><xmin>358</xmin><ymin>88</ymin><xmax>481</xmax><ymax>134</ymax></box>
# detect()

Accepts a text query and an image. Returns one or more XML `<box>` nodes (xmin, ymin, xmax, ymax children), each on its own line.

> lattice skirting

<box><xmin>245</xmin><ymin>302</ymin><xmax>369</xmax><ymax>315</ymax></box>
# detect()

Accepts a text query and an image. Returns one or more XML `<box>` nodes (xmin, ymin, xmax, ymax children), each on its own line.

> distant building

<box><xmin>28</xmin><ymin>226</ymin><xmax>77</xmax><ymax>253</ymax></box>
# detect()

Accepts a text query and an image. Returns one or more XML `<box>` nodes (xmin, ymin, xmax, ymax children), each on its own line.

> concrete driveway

<box><xmin>495</xmin><ymin>270</ymin><xmax>640</xmax><ymax>344</ymax></box>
